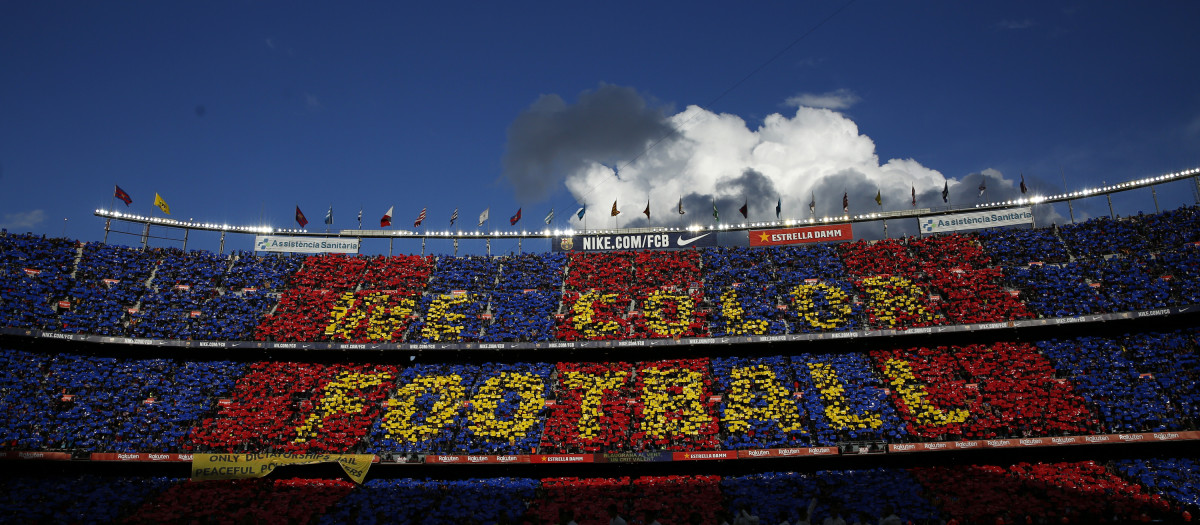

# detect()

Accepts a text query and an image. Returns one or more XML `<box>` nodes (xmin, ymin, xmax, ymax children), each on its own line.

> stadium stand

<box><xmin>2</xmin><ymin>460</ymin><xmax>1197</xmax><ymax>523</ymax></box>
<box><xmin>3</xmin><ymin>205</ymin><xmax>1200</xmax><ymax>523</ymax></box>
<box><xmin>0</xmin><ymin>329</ymin><xmax>1195</xmax><ymax>456</ymax></box>
<box><xmin>2</xmin><ymin>207</ymin><xmax>1199</xmax><ymax>341</ymax></box>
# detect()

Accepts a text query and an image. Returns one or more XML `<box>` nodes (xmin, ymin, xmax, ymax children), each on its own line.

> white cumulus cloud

<box><xmin>784</xmin><ymin>89</ymin><xmax>861</xmax><ymax>110</ymax></box>
<box><xmin>503</xmin><ymin>84</ymin><xmax>1042</xmax><ymax>233</ymax></box>
<box><xmin>564</xmin><ymin>103</ymin><xmax>952</xmax><ymax>227</ymax></box>
<box><xmin>0</xmin><ymin>209</ymin><xmax>46</xmax><ymax>231</ymax></box>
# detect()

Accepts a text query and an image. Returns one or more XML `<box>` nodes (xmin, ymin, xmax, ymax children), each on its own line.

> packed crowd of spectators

<box><xmin>0</xmin><ymin>232</ymin><xmax>76</xmax><ymax>330</ymax></box>
<box><xmin>3</xmin><ymin>328</ymin><xmax>1198</xmax><ymax>456</ymax></box>
<box><xmin>557</xmin><ymin>251</ymin><xmax>710</xmax><ymax>340</ymax></box>
<box><xmin>0</xmin><ymin>475</ymin><xmax>175</xmax><ymax>524</ymax></box>
<box><xmin>529</xmin><ymin>475</ymin><xmax>724</xmax><ymax>525</ymax></box>
<box><xmin>4</xmin><ymin>459</ymin><xmax>1198</xmax><ymax>524</ymax></box>
<box><xmin>4</xmin><ymin>206</ymin><xmax>1200</xmax><ymax>343</ymax></box>
<box><xmin>0</xmin><ymin>347</ymin><xmax>243</xmax><ymax>452</ymax></box>
<box><xmin>367</xmin><ymin>361</ymin><xmax>553</xmax><ymax>455</ymax></box>
<box><xmin>483</xmin><ymin>253</ymin><xmax>566</xmax><ymax>342</ymax></box>
<box><xmin>1116</xmin><ymin>457</ymin><xmax>1200</xmax><ymax>510</ymax></box>
<box><xmin>320</xmin><ymin>477</ymin><xmax>539</xmax><ymax>524</ymax></box>
<box><xmin>124</xmin><ymin>477</ymin><xmax>356</xmax><ymax>524</ymax></box>
<box><xmin>1038</xmin><ymin>329</ymin><xmax>1200</xmax><ymax>433</ymax></box>
<box><xmin>189</xmin><ymin>362</ymin><xmax>398</xmax><ymax>454</ymax></box>
<box><xmin>721</xmin><ymin>468</ymin><xmax>940</xmax><ymax>525</ymax></box>
<box><xmin>792</xmin><ymin>351</ymin><xmax>906</xmax><ymax>446</ymax></box>
<box><xmin>911</xmin><ymin>461</ymin><xmax>1172</xmax><ymax>524</ymax></box>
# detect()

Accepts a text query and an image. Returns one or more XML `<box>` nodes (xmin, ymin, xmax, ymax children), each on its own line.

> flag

<box><xmin>576</xmin><ymin>206</ymin><xmax>586</xmax><ymax>220</ymax></box>
<box><xmin>842</xmin><ymin>192</ymin><xmax>848</xmax><ymax>213</ymax></box>
<box><xmin>154</xmin><ymin>193</ymin><xmax>171</xmax><ymax>215</ymax></box>
<box><xmin>324</xmin><ymin>205</ymin><xmax>333</xmax><ymax>225</ymax></box>
<box><xmin>295</xmin><ymin>206</ymin><xmax>308</xmax><ymax>227</ymax></box>
<box><xmin>911</xmin><ymin>185</ymin><xmax>917</xmax><ymax>207</ymax></box>
<box><xmin>712</xmin><ymin>198</ymin><xmax>719</xmax><ymax>223</ymax></box>
<box><xmin>775</xmin><ymin>197</ymin><xmax>781</xmax><ymax>219</ymax></box>
<box><xmin>381</xmin><ymin>206</ymin><xmax>393</xmax><ymax>228</ymax></box>
<box><xmin>643</xmin><ymin>200</ymin><xmax>650</xmax><ymax>220</ymax></box>
<box><xmin>450</xmin><ymin>208</ymin><xmax>458</xmax><ymax>226</ymax></box>
<box><xmin>114</xmin><ymin>185</ymin><xmax>132</xmax><ymax>206</ymax></box>
<box><xmin>809</xmin><ymin>192</ymin><xmax>816</xmax><ymax>215</ymax></box>
<box><xmin>478</xmin><ymin>208</ymin><xmax>489</xmax><ymax>226</ymax></box>
<box><xmin>510</xmin><ymin>208</ymin><xmax>522</xmax><ymax>225</ymax></box>
<box><xmin>610</xmin><ymin>200</ymin><xmax>620</xmax><ymax>216</ymax></box>
<box><xmin>978</xmin><ymin>179</ymin><xmax>987</xmax><ymax>197</ymax></box>
<box><xmin>942</xmin><ymin>181</ymin><xmax>949</xmax><ymax>203</ymax></box>
<box><xmin>544</xmin><ymin>209</ymin><xmax>554</xmax><ymax>225</ymax></box>
<box><xmin>874</xmin><ymin>190</ymin><xmax>882</xmax><ymax>207</ymax></box>
<box><xmin>677</xmin><ymin>196</ymin><xmax>685</xmax><ymax>215</ymax></box>
<box><xmin>357</xmin><ymin>207</ymin><xmax>363</xmax><ymax>228</ymax></box>
<box><xmin>414</xmin><ymin>207</ymin><xmax>427</xmax><ymax>228</ymax></box>
<box><xmin>738</xmin><ymin>201</ymin><xmax>748</xmax><ymax>219</ymax></box>
<box><xmin>1020</xmin><ymin>174</ymin><xmax>1028</xmax><ymax>194</ymax></box>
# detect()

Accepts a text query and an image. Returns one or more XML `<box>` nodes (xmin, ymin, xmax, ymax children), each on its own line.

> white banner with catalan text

<box><xmin>920</xmin><ymin>207</ymin><xmax>1033</xmax><ymax>234</ymax></box>
<box><xmin>254</xmin><ymin>235</ymin><xmax>360</xmax><ymax>254</ymax></box>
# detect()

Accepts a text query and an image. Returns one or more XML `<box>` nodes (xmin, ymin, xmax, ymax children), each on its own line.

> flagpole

<box><xmin>1061</xmin><ymin>167</ymin><xmax>1075</xmax><ymax>224</ymax></box>
<box><xmin>1105</xmin><ymin>180</ymin><xmax>1114</xmax><ymax>219</ymax></box>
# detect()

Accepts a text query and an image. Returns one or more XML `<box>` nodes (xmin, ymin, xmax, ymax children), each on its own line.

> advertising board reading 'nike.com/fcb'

<box><xmin>552</xmin><ymin>232</ymin><xmax>718</xmax><ymax>252</ymax></box>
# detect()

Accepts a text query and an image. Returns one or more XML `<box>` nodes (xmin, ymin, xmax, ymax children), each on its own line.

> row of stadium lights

<box><xmin>94</xmin><ymin>209</ymin><xmax>859</xmax><ymax>237</ymax></box>
<box><xmin>975</xmin><ymin>167</ymin><xmax>1200</xmax><ymax>209</ymax></box>
<box><xmin>97</xmin><ymin>167</ymin><xmax>1200</xmax><ymax>238</ymax></box>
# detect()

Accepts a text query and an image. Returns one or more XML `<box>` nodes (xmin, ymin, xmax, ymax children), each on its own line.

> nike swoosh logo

<box><xmin>677</xmin><ymin>233</ymin><xmax>710</xmax><ymax>246</ymax></box>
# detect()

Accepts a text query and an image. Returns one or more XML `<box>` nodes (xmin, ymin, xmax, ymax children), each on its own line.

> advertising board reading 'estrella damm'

<box><xmin>748</xmin><ymin>224</ymin><xmax>854</xmax><ymax>247</ymax></box>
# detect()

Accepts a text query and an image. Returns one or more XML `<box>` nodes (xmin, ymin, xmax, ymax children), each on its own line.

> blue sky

<box><xmin>2</xmin><ymin>1</ymin><xmax>1199</xmax><ymax>255</ymax></box>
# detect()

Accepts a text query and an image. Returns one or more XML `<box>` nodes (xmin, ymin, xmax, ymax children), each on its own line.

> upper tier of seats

<box><xmin>2</xmin><ymin>206</ymin><xmax>1199</xmax><ymax>344</ymax></box>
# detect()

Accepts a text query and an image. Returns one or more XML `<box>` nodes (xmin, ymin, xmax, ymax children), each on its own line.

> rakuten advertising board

<box><xmin>254</xmin><ymin>235</ymin><xmax>360</xmax><ymax>254</ymax></box>
<box><xmin>920</xmin><ymin>207</ymin><xmax>1033</xmax><ymax>234</ymax></box>
<box><xmin>551</xmin><ymin>232</ymin><xmax>718</xmax><ymax>252</ymax></box>
<box><xmin>748</xmin><ymin>224</ymin><xmax>854</xmax><ymax>247</ymax></box>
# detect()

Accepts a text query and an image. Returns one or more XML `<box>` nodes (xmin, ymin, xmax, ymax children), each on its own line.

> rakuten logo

<box><xmin>1084</xmin><ymin>436</ymin><xmax>1110</xmax><ymax>443</ymax></box>
<box><xmin>892</xmin><ymin>444</ymin><xmax>917</xmax><ymax>451</ymax></box>
<box><xmin>437</xmin><ymin>456</ymin><xmax>460</xmax><ymax>462</ymax></box>
<box><xmin>986</xmin><ymin>440</ymin><xmax>1013</xmax><ymax>447</ymax></box>
<box><xmin>1019</xmin><ymin>439</ymin><xmax>1042</xmax><ymax>446</ymax></box>
<box><xmin>1118</xmin><ymin>434</ymin><xmax>1145</xmax><ymax>441</ymax></box>
<box><xmin>1152</xmin><ymin>433</ymin><xmax>1180</xmax><ymax>440</ymax></box>
<box><xmin>747</xmin><ymin>450</ymin><xmax>770</xmax><ymax>457</ymax></box>
<box><xmin>117</xmin><ymin>453</ymin><xmax>141</xmax><ymax>460</ymax></box>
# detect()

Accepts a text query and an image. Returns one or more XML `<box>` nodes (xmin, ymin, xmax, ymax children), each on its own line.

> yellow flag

<box><xmin>154</xmin><ymin>193</ymin><xmax>171</xmax><ymax>215</ymax></box>
<box><xmin>874</xmin><ymin>190</ymin><xmax>882</xmax><ymax>207</ymax></box>
<box><xmin>610</xmin><ymin>200</ymin><xmax>620</xmax><ymax>216</ymax></box>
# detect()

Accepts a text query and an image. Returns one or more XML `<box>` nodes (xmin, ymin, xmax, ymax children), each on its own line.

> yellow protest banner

<box><xmin>191</xmin><ymin>453</ymin><xmax>374</xmax><ymax>484</ymax></box>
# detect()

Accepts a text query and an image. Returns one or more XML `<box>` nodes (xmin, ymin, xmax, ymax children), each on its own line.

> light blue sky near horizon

<box><xmin>2</xmin><ymin>1</ymin><xmax>1198</xmax><ymax>256</ymax></box>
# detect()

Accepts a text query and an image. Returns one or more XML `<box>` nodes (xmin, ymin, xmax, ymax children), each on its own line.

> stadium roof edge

<box><xmin>92</xmin><ymin>166</ymin><xmax>1200</xmax><ymax>241</ymax></box>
